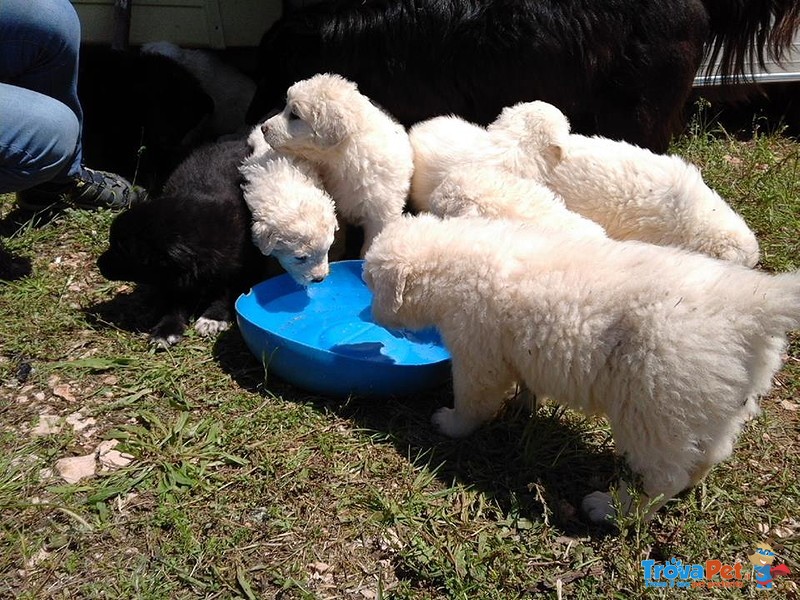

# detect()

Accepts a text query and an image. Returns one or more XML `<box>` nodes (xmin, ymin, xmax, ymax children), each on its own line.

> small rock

<box><xmin>55</xmin><ymin>454</ymin><xmax>96</xmax><ymax>483</ymax></box>
<box><xmin>31</xmin><ymin>415</ymin><xmax>61</xmax><ymax>437</ymax></box>
<box><xmin>53</xmin><ymin>385</ymin><xmax>76</xmax><ymax>403</ymax></box>
<box><xmin>15</xmin><ymin>362</ymin><xmax>32</xmax><ymax>383</ymax></box>
<box><xmin>310</xmin><ymin>562</ymin><xmax>331</xmax><ymax>574</ymax></box>
<box><xmin>24</xmin><ymin>548</ymin><xmax>50</xmax><ymax>569</ymax></box>
<box><xmin>66</xmin><ymin>412</ymin><xmax>96</xmax><ymax>433</ymax></box>
<box><xmin>96</xmin><ymin>440</ymin><xmax>133</xmax><ymax>469</ymax></box>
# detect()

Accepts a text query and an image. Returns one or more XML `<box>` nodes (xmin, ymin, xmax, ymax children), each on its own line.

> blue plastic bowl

<box><xmin>235</xmin><ymin>260</ymin><xmax>451</xmax><ymax>397</ymax></box>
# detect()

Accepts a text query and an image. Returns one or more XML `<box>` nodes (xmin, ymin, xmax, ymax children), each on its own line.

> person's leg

<box><xmin>0</xmin><ymin>0</ymin><xmax>145</xmax><ymax>208</ymax></box>
<box><xmin>0</xmin><ymin>0</ymin><xmax>84</xmax><ymax>181</ymax></box>
<box><xmin>0</xmin><ymin>83</ymin><xmax>80</xmax><ymax>193</ymax></box>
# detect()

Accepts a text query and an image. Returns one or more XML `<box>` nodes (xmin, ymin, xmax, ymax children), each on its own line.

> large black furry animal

<box><xmin>79</xmin><ymin>46</ymin><xmax>215</xmax><ymax>190</ymax></box>
<box><xmin>247</xmin><ymin>0</ymin><xmax>800</xmax><ymax>152</ymax></box>
<box><xmin>97</xmin><ymin>139</ymin><xmax>274</xmax><ymax>347</ymax></box>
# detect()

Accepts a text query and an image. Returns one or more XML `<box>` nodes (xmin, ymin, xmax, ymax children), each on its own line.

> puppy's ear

<box><xmin>371</xmin><ymin>262</ymin><xmax>408</xmax><ymax>314</ymax></box>
<box><xmin>252</xmin><ymin>222</ymin><xmax>278</xmax><ymax>255</ymax></box>
<box><xmin>391</xmin><ymin>267</ymin><xmax>407</xmax><ymax>312</ymax></box>
<box><xmin>313</xmin><ymin>105</ymin><xmax>352</xmax><ymax>148</ymax></box>
<box><xmin>542</xmin><ymin>140</ymin><xmax>565</xmax><ymax>168</ymax></box>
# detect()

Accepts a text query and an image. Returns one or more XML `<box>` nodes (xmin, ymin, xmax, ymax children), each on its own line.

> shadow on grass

<box><xmin>0</xmin><ymin>241</ymin><xmax>32</xmax><ymax>281</ymax></box>
<box><xmin>0</xmin><ymin>205</ymin><xmax>65</xmax><ymax>281</ymax></box>
<box><xmin>0</xmin><ymin>204</ymin><xmax>66</xmax><ymax>236</ymax></box>
<box><xmin>82</xmin><ymin>285</ymin><xmax>166</xmax><ymax>335</ymax></box>
<box><xmin>211</xmin><ymin>326</ymin><xmax>621</xmax><ymax>538</ymax></box>
<box><xmin>685</xmin><ymin>81</ymin><xmax>800</xmax><ymax>141</ymax></box>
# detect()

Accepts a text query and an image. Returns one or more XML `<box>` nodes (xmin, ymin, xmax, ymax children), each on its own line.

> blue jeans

<box><xmin>0</xmin><ymin>0</ymin><xmax>84</xmax><ymax>193</ymax></box>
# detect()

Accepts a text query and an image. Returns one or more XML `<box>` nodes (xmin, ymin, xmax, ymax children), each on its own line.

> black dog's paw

<box><xmin>192</xmin><ymin>297</ymin><xmax>232</xmax><ymax>337</ymax></box>
<box><xmin>150</xmin><ymin>314</ymin><xmax>188</xmax><ymax>348</ymax></box>
<box><xmin>193</xmin><ymin>316</ymin><xmax>231</xmax><ymax>337</ymax></box>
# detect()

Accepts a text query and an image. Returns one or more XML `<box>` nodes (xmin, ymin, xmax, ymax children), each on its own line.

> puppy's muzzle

<box><xmin>260</xmin><ymin>122</ymin><xmax>270</xmax><ymax>136</ymax></box>
<box><xmin>309</xmin><ymin>263</ymin><xmax>329</xmax><ymax>284</ymax></box>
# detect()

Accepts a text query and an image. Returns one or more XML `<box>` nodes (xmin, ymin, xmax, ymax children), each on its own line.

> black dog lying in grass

<box><xmin>97</xmin><ymin>139</ymin><xmax>277</xmax><ymax>347</ymax></box>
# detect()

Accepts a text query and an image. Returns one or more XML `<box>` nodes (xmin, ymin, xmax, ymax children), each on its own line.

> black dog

<box><xmin>247</xmin><ymin>0</ymin><xmax>800</xmax><ymax>153</ymax></box>
<box><xmin>97</xmin><ymin>139</ymin><xmax>276</xmax><ymax>347</ymax></box>
<box><xmin>79</xmin><ymin>46</ymin><xmax>215</xmax><ymax>191</ymax></box>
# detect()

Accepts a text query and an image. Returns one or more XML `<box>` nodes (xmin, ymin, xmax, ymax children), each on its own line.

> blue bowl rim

<box><xmin>234</xmin><ymin>260</ymin><xmax>451</xmax><ymax>368</ymax></box>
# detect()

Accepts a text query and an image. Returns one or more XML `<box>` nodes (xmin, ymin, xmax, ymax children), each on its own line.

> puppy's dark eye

<box><xmin>295</xmin><ymin>255</ymin><xmax>309</xmax><ymax>263</ymax></box>
<box><xmin>288</xmin><ymin>109</ymin><xmax>301</xmax><ymax>121</ymax></box>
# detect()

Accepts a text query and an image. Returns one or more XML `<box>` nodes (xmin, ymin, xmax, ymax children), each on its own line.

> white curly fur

<box><xmin>364</xmin><ymin>214</ymin><xmax>800</xmax><ymax>521</ymax></box>
<box><xmin>239</xmin><ymin>126</ymin><xmax>338</xmax><ymax>285</ymax></box>
<box><xmin>428</xmin><ymin>167</ymin><xmax>606</xmax><ymax>239</ymax></box>
<box><xmin>489</xmin><ymin>101</ymin><xmax>761</xmax><ymax>266</ymax></box>
<box><xmin>261</xmin><ymin>73</ymin><xmax>414</xmax><ymax>255</ymax></box>
<box><xmin>408</xmin><ymin>104</ymin><xmax>759</xmax><ymax>265</ymax></box>
<box><xmin>408</xmin><ymin>115</ymin><xmax>502</xmax><ymax>212</ymax></box>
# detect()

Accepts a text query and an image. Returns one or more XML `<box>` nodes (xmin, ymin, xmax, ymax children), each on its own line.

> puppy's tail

<box><xmin>732</xmin><ymin>269</ymin><xmax>800</xmax><ymax>406</ymax></box>
<box><xmin>762</xmin><ymin>270</ymin><xmax>800</xmax><ymax>332</ymax></box>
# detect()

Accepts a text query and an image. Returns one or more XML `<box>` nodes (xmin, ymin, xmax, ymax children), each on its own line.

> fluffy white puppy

<box><xmin>408</xmin><ymin>115</ymin><xmax>501</xmax><ymax>212</ymax></box>
<box><xmin>240</xmin><ymin>126</ymin><xmax>338</xmax><ymax>285</ymax></box>
<box><xmin>261</xmin><ymin>73</ymin><xmax>414</xmax><ymax>255</ymax></box>
<box><xmin>489</xmin><ymin>101</ymin><xmax>761</xmax><ymax>266</ymax></box>
<box><xmin>428</xmin><ymin>167</ymin><xmax>606</xmax><ymax>238</ymax></box>
<box><xmin>364</xmin><ymin>214</ymin><xmax>800</xmax><ymax>522</ymax></box>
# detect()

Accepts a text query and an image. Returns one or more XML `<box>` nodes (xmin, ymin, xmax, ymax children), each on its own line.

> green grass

<box><xmin>1</xmin><ymin>120</ymin><xmax>799</xmax><ymax>598</ymax></box>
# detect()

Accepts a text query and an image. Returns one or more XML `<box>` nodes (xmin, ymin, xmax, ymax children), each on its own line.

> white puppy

<box><xmin>489</xmin><ymin>101</ymin><xmax>761</xmax><ymax>266</ymax></box>
<box><xmin>261</xmin><ymin>73</ymin><xmax>414</xmax><ymax>255</ymax></box>
<box><xmin>364</xmin><ymin>214</ymin><xmax>800</xmax><ymax>522</ymax></box>
<box><xmin>428</xmin><ymin>167</ymin><xmax>606</xmax><ymax>238</ymax></box>
<box><xmin>240</xmin><ymin>126</ymin><xmax>338</xmax><ymax>285</ymax></box>
<box><xmin>408</xmin><ymin>115</ymin><xmax>501</xmax><ymax>212</ymax></box>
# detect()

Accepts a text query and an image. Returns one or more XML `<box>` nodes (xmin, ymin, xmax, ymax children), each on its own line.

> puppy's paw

<box><xmin>581</xmin><ymin>491</ymin><xmax>617</xmax><ymax>524</ymax></box>
<box><xmin>150</xmin><ymin>333</ymin><xmax>182</xmax><ymax>348</ymax></box>
<box><xmin>194</xmin><ymin>317</ymin><xmax>231</xmax><ymax>337</ymax></box>
<box><xmin>150</xmin><ymin>314</ymin><xmax>187</xmax><ymax>348</ymax></box>
<box><xmin>431</xmin><ymin>407</ymin><xmax>477</xmax><ymax>438</ymax></box>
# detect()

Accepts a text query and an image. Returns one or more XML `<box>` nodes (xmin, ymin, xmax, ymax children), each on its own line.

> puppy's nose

<box><xmin>260</xmin><ymin>122</ymin><xmax>269</xmax><ymax>135</ymax></box>
<box><xmin>311</xmin><ymin>275</ymin><xmax>325</xmax><ymax>283</ymax></box>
